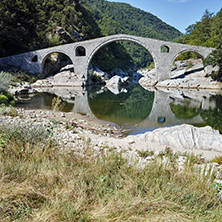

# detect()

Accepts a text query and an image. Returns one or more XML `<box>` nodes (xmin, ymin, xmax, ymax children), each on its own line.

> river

<box><xmin>15</xmin><ymin>84</ymin><xmax>222</xmax><ymax>135</ymax></box>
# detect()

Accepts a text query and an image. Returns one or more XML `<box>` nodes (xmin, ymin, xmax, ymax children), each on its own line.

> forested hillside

<box><xmin>82</xmin><ymin>0</ymin><xmax>182</xmax><ymax>72</ymax></box>
<box><xmin>82</xmin><ymin>0</ymin><xmax>181</xmax><ymax>41</ymax></box>
<box><xmin>0</xmin><ymin>0</ymin><xmax>101</xmax><ymax>57</ymax></box>
<box><xmin>177</xmin><ymin>9</ymin><xmax>222</xmax><ymax>48</ymax></box>
<box><xmin>0</xmin><ymin>0</ymin><xmax>182</xmax><ymax>73</ymax></box>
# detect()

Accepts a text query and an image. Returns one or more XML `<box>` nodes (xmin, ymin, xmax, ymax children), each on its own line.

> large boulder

<box><xmin>204</xmin><ymin>65</ymin><xmax>220</xmax><ymax>76</ymax></box>
<box><xmin>106</xmin><ymin>75</ymin><xmax>129</xmax><ymax>88</ymax></box>
<box><xmin>138</xmin><ymin>124</ymin><xmax>222</xmax><ymax>156</ymax></box>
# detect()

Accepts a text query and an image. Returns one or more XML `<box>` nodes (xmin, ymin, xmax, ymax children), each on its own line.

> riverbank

<box><xmin>1</xmin><ymin>106</ymin><xmax>222</xmax><ymax>162</ymax></box>
<box><xmin>1</xmin><ymin>106</ymin><xmax>222</xmax><ymax>221</ymax></box>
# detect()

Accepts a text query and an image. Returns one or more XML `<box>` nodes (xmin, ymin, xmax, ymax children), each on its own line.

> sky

<box><xmin>107</xmin><ymin>0</ymin><xmax>222</xmax><ymax>33</ymax></box>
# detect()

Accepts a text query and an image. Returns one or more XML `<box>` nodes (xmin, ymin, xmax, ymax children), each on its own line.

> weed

<box><xmin>0</xmin><ymin>117</ymin><xmax>222</xmax><ymax>221</ymax></box>
<box><xmin>212</xmin><ymin>155</ymin><xmax>222</xmax><ymax>165</ymax></box>
<box><xmin>51</xmin><ymin>96</ymin><xmax>65</xmax><ymax>111</ymax></box>
<box><xmin>137</xmin><ymin>149</ymin><xmax>154</xmax><ymax>158</ymax></box>
<box><xmin>0</xmin><ymin>105</ymin><xmax>19</xmax><ymax>117</ymax></box>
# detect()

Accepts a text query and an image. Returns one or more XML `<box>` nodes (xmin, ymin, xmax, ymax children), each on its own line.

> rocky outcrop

<box><xmin>32</xmin><ymin>65</ymin><xmax>87</xmax><ymax>88</ymax></box>
<box><xmin>105</xmin><ymin>75</ymin><xmax>129</xmax><ymax>94</ymax></box>
<box><xmin>138</xmin><ymin>124</ymin><xmax>222</xmax><ymax>154</ymax></box>
<box><xmin>204</xmin><ymin>65</ymin><xmax>220</xmax><ymax>76</ymax></box>
<box><xmin>139</xmin><ymin>59</ymin><xmax>221</xmax><ymax>91</ymax></box>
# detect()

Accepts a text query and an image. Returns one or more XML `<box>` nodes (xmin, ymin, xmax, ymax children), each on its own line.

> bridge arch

<box><xmin>171</xmin><ymin>49</ymin><xmax>205</xmax><ymax>66</ymax></box>
<box><xmin>86</xmin><ymin>36</ymin><xmax>158</xmax><ymax>76</ymax></box>
<box><xmin>40</xmin><ymin>50</ymin><xmax>73</xmax><ymax>76</ymax></box>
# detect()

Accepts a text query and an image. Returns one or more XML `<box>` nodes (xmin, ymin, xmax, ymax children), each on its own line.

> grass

<box><xmin>0</xmin><ymin>116</ymin><xmax>222</xmax><ymax>221</ymax></box>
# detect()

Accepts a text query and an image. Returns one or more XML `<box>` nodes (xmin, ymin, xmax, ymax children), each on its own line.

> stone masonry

<box><xmin>0</xmin><ymin>34</ymin><xmax>214</xmax><ymax>86</ymax></box>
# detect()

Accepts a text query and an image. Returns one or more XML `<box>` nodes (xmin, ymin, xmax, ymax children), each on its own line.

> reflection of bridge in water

<box><xmin>137</xmin><ymin>90</ymin><xmax>204</xmax><ymax>129</ymax></box>
<box><xmin>37</xmin><ymin>86</ymin><xmax>216</xmax><ymax>132</ymax></box>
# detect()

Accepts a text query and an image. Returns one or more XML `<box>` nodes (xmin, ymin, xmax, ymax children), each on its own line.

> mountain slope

<box><xmin>81</xmin><ymin>0</ymin><xmax>182</xmax><ymax>72</ymax></box>
<box><xmin>81</xmin><ymin>0</ymin><xmax>182</xmax><ymax>41</ymax></box>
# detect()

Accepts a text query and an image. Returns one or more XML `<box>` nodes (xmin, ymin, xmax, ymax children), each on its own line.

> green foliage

<box><xmin>212</xmin><ymin>155</ymin><xmax>222</xmax><ymax>165</ymax></box>
<box><xmin>82</xmin><ymin>0</ymin><xmax>182</xmax><ymax>72</ymax></box>
<box><xmin>0</xmin><ymin>71</ymin><xmax>14</xmax><ymax>92</ymax></box>
<box><xmin>0</xmin><ymin>95</ymin><xmax>8</xmax><ymax>105</ymax></box>
<box><xmin>0</xmin><ymin>90</ymin><xmax>15</xmax><ymax>106</ymax></box>
<box><xmin>0</xmin><ymin>0</ymin><xmax>101</xmax><ymax>57</ymax></box>
<box><xmin>82</xmin><ymin>0</ymin><xmax>181</xmax><ymax>40</ymax></box>
<box><xmin>170</xmin><ymin>102</ymin><xmax>200</xmax><ymax>119</ymax></box>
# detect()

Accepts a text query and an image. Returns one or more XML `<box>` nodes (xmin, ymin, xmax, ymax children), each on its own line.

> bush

<box><xmin>0</xmin><ymin>90</ymin><xmax>15</xmax><ymax>106</ymax></box>
<box><xmin>204</xmin><ymin>49</ymin><xmax>222</xmax><ymax>81</ymax></box>
<box><xmin>0</xmin><ymin>95</ymin><xmax>8</xmax><ymax>105</ymax></box>
<box><xmin>0</xmin><ymin>71</ymin><xmax>14</xmax><ymax>92</ymax></box>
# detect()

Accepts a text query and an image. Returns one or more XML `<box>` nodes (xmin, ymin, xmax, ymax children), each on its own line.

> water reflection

<box><xmin>15</xmin><ymin>84</ymin><xmax>222</xmax><ymax>135</ymax></box>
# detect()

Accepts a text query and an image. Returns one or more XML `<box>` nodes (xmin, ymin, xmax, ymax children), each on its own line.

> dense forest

<box><xmin>0</xmin><ymin>0</ymin><xmax>182</xmax><ymax>73</ymax></box>
<box><xmin>0</xmin><ymin>0</ymin><xmax>101</xmax><ymax>57</ymax></box>
<box><xmin>81</xmin><ymin>0</ymin><xmax>182</xmax><ymax>72</ymax></box>
<box><xmin>177</xmin><ymin>8</ymin><xmax>222</xmax><ymax>79</ymax></box>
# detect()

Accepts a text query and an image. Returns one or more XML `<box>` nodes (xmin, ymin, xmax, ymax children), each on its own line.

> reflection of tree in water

<box><xmin>88</xmin><ymin>85</ymin><xmax>154</xmax><ymax>124</ymax></box>
<box><xmin>170</xmin><ymin>101</ymin><xmax>201</xmax><ymax>119</ymax></box>
<box><xmin>199</xmin><ymin>95</ymin><xmax>222</xmax><ymax>133</ymax></box>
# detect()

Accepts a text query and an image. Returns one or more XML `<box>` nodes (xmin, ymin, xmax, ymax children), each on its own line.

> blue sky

<box><xmin>107</xmin><ymin>0</ymin><xmax>222</xmax><ymax>33</ymax></box>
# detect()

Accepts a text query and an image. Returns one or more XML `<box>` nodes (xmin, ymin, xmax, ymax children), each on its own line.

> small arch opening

<box><xmin>31</xmin><ymin>55</ymin><xmax>38</xmax><ymax>62</ymax></box>
<box><xmin>76</xmin><ymin>46</ymin><xmax>86</xmax><ymax>57</ymax></box>
<box><xmin>161</xmin><ymin>45</ymin><xmax>170</xmax><ymax>53</ymax></box>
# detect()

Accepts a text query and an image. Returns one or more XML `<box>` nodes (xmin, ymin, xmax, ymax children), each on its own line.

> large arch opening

<box><xmin>41</xmin><ymin>52</ymin><xmax>73</xmax><ymax>78</ymax></box>
<box><xmin>87</xmin><ymin>38</ymin><xmax>155</xmax><ymax>84</ymax></box>
<box><xmin>171</xmin><ymin>50</ymin><xmax>204</xmax><ymax>79</ymax></box>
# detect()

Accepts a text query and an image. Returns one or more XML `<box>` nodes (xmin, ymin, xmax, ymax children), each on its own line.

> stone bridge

<box><xmin>0</xmin><ymin>34</ymin><xmax>214</xmax><ymax>85</ymax></box>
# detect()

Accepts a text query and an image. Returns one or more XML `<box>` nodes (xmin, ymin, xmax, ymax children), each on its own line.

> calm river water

<box><xmin>16</xmin><ymin>84</ymin><xmax>222</xmax><ymax>135</ymax></box>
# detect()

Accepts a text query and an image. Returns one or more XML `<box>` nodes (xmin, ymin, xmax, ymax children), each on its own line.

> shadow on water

<box><xmin>15</xmin><ymin>84</ymin><xmax>222</xmax><ymax>135</ymax></box>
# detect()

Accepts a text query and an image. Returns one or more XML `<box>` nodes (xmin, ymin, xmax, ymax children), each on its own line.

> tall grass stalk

<box><xmin>0</xmin><ymin>118</ymin><xmax>221</xmax><ymax>221</ymax></box>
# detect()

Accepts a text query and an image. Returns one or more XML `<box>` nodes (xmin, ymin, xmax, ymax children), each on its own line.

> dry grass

<box><xmin>0</xmin><ymin>118</ymin><xmax>222</xmax><ymax>221</ymax></box>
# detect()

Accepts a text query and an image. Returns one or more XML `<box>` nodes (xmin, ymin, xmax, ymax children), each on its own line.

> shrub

<box><xmin>0</xmin><ymin>71</ymin><xmax>14</xmax><ymax>92</ymax></box>
<box><xmin>0</xmin><ymin>95</ymin><xmax>8</xmax><ymax>105</ymax></box>
<box><xmin>204</xmin><ymin>49</ymin><xmax>222</xmax><ymax>81</ymax></box>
